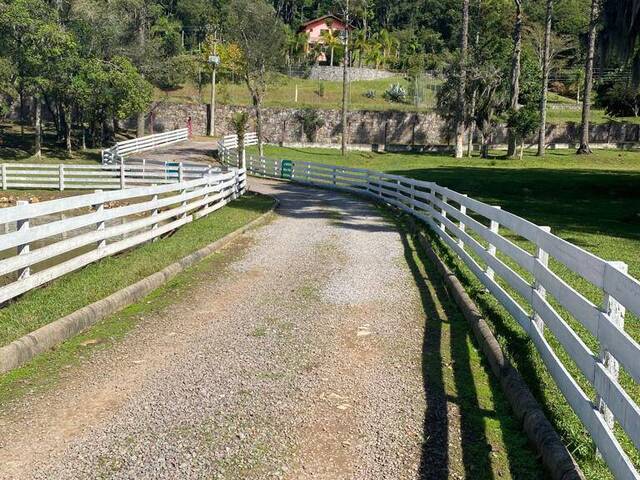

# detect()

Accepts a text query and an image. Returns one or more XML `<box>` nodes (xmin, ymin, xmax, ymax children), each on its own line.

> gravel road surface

<box><xmin>0</xmin><ymin>178</ymin><xmax>482</xmax><ymax>479</ymax></box>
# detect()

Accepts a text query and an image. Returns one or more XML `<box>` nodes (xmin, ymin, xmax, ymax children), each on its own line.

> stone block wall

<box><xmin>128</xmin><ymin>102</ymin><xmax>640</xmax><ymax>147</ymax></box>
<box><xmin>308</xmin><ymin>66</ymin><xmax>398</xmax><ymax>82</ymax></box>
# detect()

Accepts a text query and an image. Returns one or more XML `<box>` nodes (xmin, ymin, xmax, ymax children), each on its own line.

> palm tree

<box><xmin>376</xmin><ymin>29</ymin><xmax>398</xmax><ymax>68</ymax></box>
<box><xmin>365</xmin><ymin>42</ymin><xmax>384</xmax><ymax>70</ymax></box>
<box><xmin>320</xmin><ymin>28</ymin><xmax>341</xmax><ymax>67</ymax></box>
<box><xmin>352</xmin><ymin>30</ymin><xmax>368</xmax><ymax>67</ymax></box>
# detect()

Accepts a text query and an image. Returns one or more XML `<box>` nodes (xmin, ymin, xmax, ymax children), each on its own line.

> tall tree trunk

<box><xmin>19</xmin><ymin>89</ymin><xmax>25</xmax><ymax>136</ymax></box>
<box><xmin>34</xmin><ymin>96</ymin><xmax>42</xmax><ymax>158</ymax></box>
<box><xmin>253</xmin><ymin>94</ymin><xmax>264</xmax><ymax>159</ymax></box>
<box><xmin>341</xmin><ymin>0</ymin><xmax>350</xmax><ymax>156</ymax></box>
<box><xmin>136</xmin><ymin>112</ymin><xmax>145</xmax><ymax>137</ymax></box>
<box><xmin>64</xmin><ymin>106</ymin><xmax>72</xmax><ymax>153</ymax></box>
<box><xmin>136</xmin><ymin>9</ymin><xmax>146</xmax><ymax>138</ymax></box>
<box><xmin>81</xmin><ymin>120</ymin><xmax>87</xmax><ymax>151</ymax></box>
<box><xmin>537</xmin><ymin>0</ymin><xmax>553</xmax><ymax>156</ymax></box>
<box><xmin>455</xmin><ymin>0</ymin><xmax>470</xmax><ymax>158</ymax></box>
<box><xmin>467</xmin><ymin>0</ymin><xmax>482</xmax><ymax>158</ymax></box>
<box><xmin>577</xmin><ymin>0</ymin><xmax>600</xmax><ymax>155</ymax></box>
<box><xmin>507</xmin><ymin>0</ymin><xmax>523</xmax><ymax>157</ymax></box>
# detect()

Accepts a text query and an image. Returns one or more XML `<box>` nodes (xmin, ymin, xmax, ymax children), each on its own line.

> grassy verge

<box><xmin>0</xmin><ymin>193</ymin><xmax>274</xmax><ymax>347</ymax></box>
<box><xmin>394</xmin><ymin>210</ymin><xmax>542</xmax><ymax>479</ymax></box>
<box><xmin>257</xmin><ymin>145</ymin><xmax>640</xmax><ymax>478</ymax></box>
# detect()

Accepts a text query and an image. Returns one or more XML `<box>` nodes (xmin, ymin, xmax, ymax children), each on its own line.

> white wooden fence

<box><xmin>217</xmin><ymin>133</ymin><xmax>258</xmax><ymax>166</ymax></box>
<box><xmin>0</xmin><ymin>168</ymin><xmax>246</xmax><ymax>305</ymax></box>
<box><xmin>0</xmin><ymin>162</ymin><xmax>220</xmax><ymax>191</ymax></box>
<box><xmin>248</xmin><ymin>156</ymin><xmax>640</xmax><ymax>479</ymax></box>
<box><xmin>0</xmin><ymin>128</ymin><xmax>221</xmax><ymax>191</ymax></box>
<box><xmin>102</xmin><ymin>128</ymin><xmax>190</xmax><ymax>165</ymax></box>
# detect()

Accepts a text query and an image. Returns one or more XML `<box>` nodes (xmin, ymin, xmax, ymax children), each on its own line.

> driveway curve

<box><xmin>0</xmin><ymin>178</ymin><xmax>539</xmax><ymax>480</ymax></box>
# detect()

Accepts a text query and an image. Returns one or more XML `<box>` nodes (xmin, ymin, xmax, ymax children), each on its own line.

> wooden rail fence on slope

<box><xmin>0</xmin><ymin>169</ymin><xmax>247</xmax><ymax>306</ymax></box>
<box><xmin>247</xmin><ymin>153</ymin><xmax>640</xmax><ymax>479</ymax></box>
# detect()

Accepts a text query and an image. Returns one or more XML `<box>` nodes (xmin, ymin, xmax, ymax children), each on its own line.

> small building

<box><xmin>299</xmin><ymin>14</ymin><xmax>352</xmax><ymax>64</ymax></box>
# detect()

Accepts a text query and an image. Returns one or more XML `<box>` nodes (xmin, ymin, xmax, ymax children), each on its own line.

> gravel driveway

<box><xmin>0</xmin><ymin>178</ymin><xmax>503</xmax><ymax>479</ymax></box>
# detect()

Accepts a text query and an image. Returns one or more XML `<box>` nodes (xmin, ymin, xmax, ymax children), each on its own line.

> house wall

<box><xmin>303</xmin><ymin>19</ymin><xmax>347</xmax><ymax>44</ymax></box>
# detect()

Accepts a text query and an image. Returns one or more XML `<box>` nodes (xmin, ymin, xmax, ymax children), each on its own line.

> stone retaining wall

<box><xmin>144</xmin><ymin>102</ymin><xmax>640</xmax><ymax>147</ymax></box>
<box><xmin>308</xmin><ymin>66</ymin><xmax>397</xmax><ymax>82</ymax></box>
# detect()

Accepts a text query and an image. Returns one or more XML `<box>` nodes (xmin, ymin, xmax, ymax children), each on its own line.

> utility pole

<box><xmin>341</xmin><ymin>0</ymin><xmax>350</xmax><ymax>156</ymax></box>
<box><xmin>208</xmin><ymin>31</ymin><xmax>219</xmax><ymax>137</ymax></box>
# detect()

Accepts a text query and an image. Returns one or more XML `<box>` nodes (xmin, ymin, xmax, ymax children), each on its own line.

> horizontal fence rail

<box><xmin>247</xmin><ymin>155</ymin><xmax>640</xmax><ymax>479</ymax></box>
<box><xmin>218</xmin><ymin>133</ymin><xmax>258</xmax><ymax>167</ymax></box>
<box><xmin>0</xmin><ymin>169</ymin><xmax>246</xmax><ymax>305</ymax></box>
<box><xmin>0</xmin><ymin>162</ymin><xmax>220</xmax><ymax>191</ymax></box>
<box><xmin>102</xmin><ymin>128</ymin><xmax>190</xmax><ymax>165</ymax></box>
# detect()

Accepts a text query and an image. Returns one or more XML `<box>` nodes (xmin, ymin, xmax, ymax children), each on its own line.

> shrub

<box><xmin>297</xmin><ymin>108</ymin><xmax>325</xmax><ymax>142</ymax></box>
<box><xmin>317</xmin><ymin>81</ymin><xmax>326</xmax><ymax>98</ymax></box>
<box><xmin>364</xmin><ymin>89</ymin><xmax>376</xmax><ymax>99</ymax></box>
<box><xmin>383</xmin><ymin>83</ymin><xmax>408</xmax><ymax>103</ymax></box>
<box><xmin>595</xmin><ymin>80</ymin><xmax>640</xmax><ymax>117</ymax></box>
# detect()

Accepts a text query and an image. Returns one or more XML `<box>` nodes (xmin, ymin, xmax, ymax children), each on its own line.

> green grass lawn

<box><xmin>0</xmin><ymin>124</ymin><xmax>102</xmax><ymax>165</ymax></box>
<box><xmin>158</xmin><ymin>77</ymin><xmax>640</xmax><ymax>125</ymax></box>
<box><xmin>158</xmin><ymin>74</ymin><xmax>437</xmax><ymax>112</ymax></box>
<box><xmin>257</xmin><ymin>145</ymin><xmax>640</xmax><ymax>479</ymax></box>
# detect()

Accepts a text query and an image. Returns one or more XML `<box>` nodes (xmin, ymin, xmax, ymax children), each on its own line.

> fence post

<box><xmin>486</xmin><ymin>207</ymin><xmax>502</xmax><ymax>281</ymax></box>
<box><xmin>93</xmin><ymin>190</ymin><xmax>106</xmax><ymax>249</ymax></box>
<box><xmin>458</xmin><ymin>195</ymin><xmax>468</xmax><ymax>249</ymax></box>
<box><xmin>597</xmin><ymin>261</ymin><xmax>629</xmax><ymax>434</ymax></box>
<box><xmin>59</xmin><ymin>164</ymin><xmax>65</xmax><ymax>191</ymax></box>
<box><xmin>2</xmin><ymin>164</ymin><xmax>6</xmax><ymax>190</ymax></box>
<box><xmin>181</xmin><ymin>175</ymin><xmax>188</xmax><ymax>220</ymax></box>
<box><xmin>16</xmin><ymin>201</ymin><xmax>30</xmax><ymax>281</ymax></box>
<box><xmin>120</xmin><ymin>162</ymin><xmax>126</xmax><ymax>189</ymax></box>
<box><xmin>179</xmin><ymin>162</ymin><xmax>184</xmax><ymax>183</ymax></box>
<box><xmin>410</xmin><ymin>183</ymin><xmax>416</xmax><ymax>211</ymax></box>
<box><xmin>532</xmin><ymin>226</ymin><xmax>552</xmax><ymax>332</ymax></box>
<box><xmin>151</xmin><ymin>184</ymin><xmax>159</xmax><ymax>241</ymax></box>
<box><xmin>439</xmin><ymin>195</ymin><xmax>448</xmax><ymax>232</ymax></box>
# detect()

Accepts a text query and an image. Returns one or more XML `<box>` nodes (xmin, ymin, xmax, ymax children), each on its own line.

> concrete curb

<box><xmin>403</xmin><ymin>216</ymin><xmax>585</xmax><ymax>480</ymax></box>
<box><xmin>0</xmin><ymin>195</ymin><xmax>279</xmax><ymax>375</ymax></box>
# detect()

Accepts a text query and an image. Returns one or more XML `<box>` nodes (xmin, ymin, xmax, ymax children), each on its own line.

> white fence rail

<box><xmin>0</xmin><ymin>169</ymin><xmax>246</xmax><ymax>305</ymax></box>
<box><xmin>218</xmin><ymin>132</ymin><xmax>258</xmax><ymax>166</ymax></box>
<box><xmin>0</xmin><ymin>162</ymin><xmax>219</xmax><ymax>191</ymax></box>
<box><xmin>248</xmin><ymin>156</ymin><xmax>640</xmax><ymax>479</ymax></box>
<box><xmin>102</xmin><ymin>129</ymin><xmax>190</xmax><ymax>165</ymax></box>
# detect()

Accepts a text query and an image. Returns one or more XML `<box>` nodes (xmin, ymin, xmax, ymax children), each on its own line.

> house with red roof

<box><xmin>299</xmin><ymin>14</ymin><xmax>353</xmax><ymax>64</ymax></box>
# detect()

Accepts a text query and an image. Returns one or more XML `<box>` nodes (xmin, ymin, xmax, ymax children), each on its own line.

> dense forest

<box><xmin>1</xmin><ymin>0</ymin><xmax>640</xmax><ymax>157</ymax></box>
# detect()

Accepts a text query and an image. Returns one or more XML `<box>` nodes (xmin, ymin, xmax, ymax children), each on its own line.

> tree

<box><xmin>230</xmin><ymin>111</ymin><xmax>249</xmax><ymax>167</ymax></box>
<box><xmin>507</xmin><ymin>0</ymin><xmax>523</xmax><ymax>158</ymax></box>
<box><xmin>508</xmin><ymin>106</ymin><xmax>539</xmax><ymax>159</ymax></box>
<box><xmin>320</xmin><ymin>27</ymin><xmax>341</xmax><ymax>67</ymax></box>
<box><xmin>454</xmin><ymin>0</ymin><xmax>469</xmax><ymax>158</ymax></box>
<box><xmin>537</xmin><ymin>0</ymin><xmax>553</xmax><ymax>156</ymax></box>
<box><xmin>577</xmin><ymin>0</ymin><xmax>600</xmax><ymax>155</ymax></box>
<box><xmin>224</xmin><ymin>0</ymin><xmax>286</xmax><ymax>158</ymax></box>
